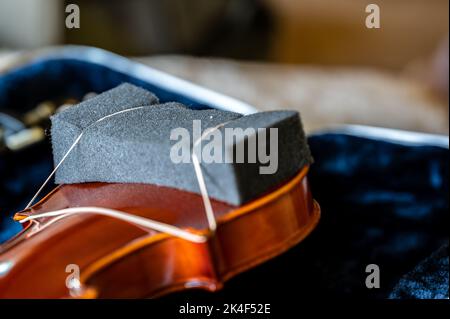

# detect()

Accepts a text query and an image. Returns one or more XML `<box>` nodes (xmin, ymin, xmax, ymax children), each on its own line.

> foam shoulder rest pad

<box><xmin>51</xmin><ymin>83</ymin><xmax>158</xmax><ymax>172</ymax></box>
<box><xmin>51</xmin><ymin>83</ymin><xmax>312</xmax><ymax>205</ymax></box>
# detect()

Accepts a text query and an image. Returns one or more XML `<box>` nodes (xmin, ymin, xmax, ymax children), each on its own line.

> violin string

<box><xmin>19</xmin><ymin>207</ymin><xmax>206</xmax><ymax>243</ymax></box>
<box><xmin>23</xmin><ymin>106</ymin><xmax>226</xmax><ymax>242</ymax></box>
<box><xmin>191</xmin><ymin>122</ymin><xmax>230</xmax><ymax>233</ymax></box>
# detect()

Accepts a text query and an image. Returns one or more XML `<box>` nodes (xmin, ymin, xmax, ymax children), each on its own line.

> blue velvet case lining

<box><xmin>0</xmin><ymin>58</ymin><xmax>207</xmax><ymax>112</ymax></box>
<box><xmin>0</xmin><ymin>55</ymin><xmax>447</xmax><ymax>298</ymax></box>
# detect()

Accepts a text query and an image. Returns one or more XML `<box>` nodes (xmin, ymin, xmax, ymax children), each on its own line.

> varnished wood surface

<box><xmin>0</xmin><ymin>166</ymin><xmax>319</xmax><ymax>298</ymax></box>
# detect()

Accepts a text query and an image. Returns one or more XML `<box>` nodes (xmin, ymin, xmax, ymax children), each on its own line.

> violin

<box><xmin>0</xmin><ymin>84</ymin><xmax>320</xmax><ymax>298</ymax></box>
<box><xmin>0</xmin><ymin>167</ymin><xmax>318</xmax><ymax>298</ymax></box>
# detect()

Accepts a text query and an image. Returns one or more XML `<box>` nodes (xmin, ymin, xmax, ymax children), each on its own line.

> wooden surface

<box><xmin>0</xmin><ymin>168</ymin><xmax>319</xmax><ymax>298</ymax></box>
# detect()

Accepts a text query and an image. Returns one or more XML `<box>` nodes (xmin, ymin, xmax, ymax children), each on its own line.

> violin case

<box><xmin>0</xmin><ymin>46</ymin><xmax>448</xmax><ymax>299</ymax></box>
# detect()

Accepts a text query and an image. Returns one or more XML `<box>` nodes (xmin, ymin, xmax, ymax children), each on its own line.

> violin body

<box><xmin>0</xmin><ymin>166</ymin><xmax>319</xmax><ymax>298</ymax></box>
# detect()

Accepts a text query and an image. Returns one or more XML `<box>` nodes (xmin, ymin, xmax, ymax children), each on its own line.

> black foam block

<box><xmin>51</xmin><ymin>83</ymin><xmax>158</xmax><ymax>177</ymax></box>
<box><xmin>51</xmin><ymin>84</ymin><xmax>312</xmax><ymax>205</ymax></box>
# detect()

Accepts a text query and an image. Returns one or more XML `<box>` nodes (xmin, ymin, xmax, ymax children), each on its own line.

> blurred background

<box><xmin>0</xmin><ymin>0</ymin><xmax>448</xmax><ymax>133</ymax></box>
<box><xmin>0</xmin><ymin>1</ymin><xmax>448</xmax><ymax>299</ymax></box>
